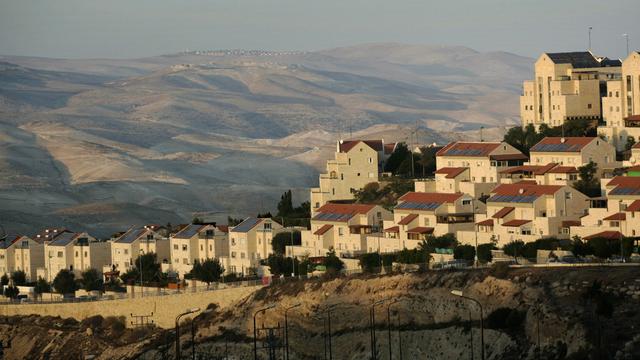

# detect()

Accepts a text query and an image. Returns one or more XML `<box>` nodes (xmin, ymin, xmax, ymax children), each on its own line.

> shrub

<box><xmin>453</xmin><ymin>245</ymin><xmax>475</xmax><ymax>263</ymax></box>
<box><xmin>477</xmin><ymin>244</ymin><xmax>495</xmax><ymax>264</ymax></box>
<box><xmin>486</xmin><ymin>307</ymin><xmax>525</xmax><ymax>329</ymax></box>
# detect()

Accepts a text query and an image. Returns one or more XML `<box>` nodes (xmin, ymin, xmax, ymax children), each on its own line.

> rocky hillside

<box><xmin>2</xmin><ymin>266</ymin><xmax>640</xmax><ymax>359</ymax></box>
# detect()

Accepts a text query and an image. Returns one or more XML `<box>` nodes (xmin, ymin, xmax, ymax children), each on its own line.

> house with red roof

<box><xmin>458</xmin><ymin>183</ymin><xmax>588</xmax><ymax>247</ymax></box>
<box><xmin>499</xmin><ymin>163</ymin><xmax>579</xmax><ymax>186</ymax></box>
<box><xmin>289</xmin><ymin>203</ymin><xmax>392</xmax><ymax>258</ymax></box>
<box><xmin>433</xmin><ymin>141</ymin><xmax>526</xmax><ymax>198</ymax></box>
<box><xmin>169</xmin><ymin>223</ymin><xmax>229</xmax><ymax>279</ymax></box>
<box><xmin>228</xmin><ymin>218</ymin><xmax>283</xmax><ymax>276</ymax></box>
<box><xmin>528</xmin><ymin>137</ymin><xmax>618</xmax><ymax>176</ymax></box>
<box><xmin>571</xmin><ymin>176</ymin><xmax>640</xmax><ymax>239</ymax></box>
<box><xmin>374</xmin><ymin>192</ymin><xmax>479</xmax><ymax>251</ymax></box>
<box><xmin>310</xmin><ymin>139</ymin><xmax>393</xmax><ymax>216</ymax></box>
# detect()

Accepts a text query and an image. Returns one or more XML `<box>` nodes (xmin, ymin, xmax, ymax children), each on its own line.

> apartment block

<box><xmin>289</xmin><ymin>203</ymin><xmax>392</xmax><ymax>258</ymax></box>
<box><xmin>520</xmin><ymin>52</ymin><xmax>621</xmax><ymax>128</ymax></box>
<box><xmin>599</xmin><ymin>51</ymin><xmax>640</xmax><ymax>150</ymax></box>
<box><xmin>310</xmin><ymin>140</ymin><xmax>393</xmax><ymax>215</ymax></box>
<box><xmin>110</xmin><ymin>225</ymin><xmax>170</xmax><ymax>274</ymax></box>
<box><xmin>228</xmin><ymin>218</ymin><xmax>283</xmax><ymax>276</ymax></box>
<box><xmin>169</xmin><ymin>223</ymin><xmax>229</xmax><ymax>279</ymax></box>
<box><xmin>458</xmin><ymin>183</ymin><xmax>588</xmax><ymax>247</ymax></box>
<box><xmin>44</xmin><ymin>232</ymin><xmax>97</xmax><ymax>281</ymax></box>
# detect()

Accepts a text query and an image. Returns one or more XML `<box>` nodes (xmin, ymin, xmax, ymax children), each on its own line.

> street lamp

<box><xmin>253</xmin><ymin>304</ymin><xmax>276</xmax><ymax>360</ymax></box>
<box><xmin>191</xmin><ymin>308</ymin><xmax>213</xmax><ymax>360</ymax></box>
<box><xmin>370</xmin><ymin>299</ymin><xmax>387</xmax><ymax>360</ymax></box>
<box><xmin>284</xmin><ymin>303</ymin><xmax>301</xmax><ymax>360</ymax></box>
<box><xmin>175</xmin><ymin>307</ymin><xmax>201</xmax><ymax>360</ymax></box>
<box><xmin>451</xmin><ymin>290</ymin><xmax>485</xmax><ymax>360</ymax></box>
<box><xmin>139</xmin><ymin>249</ymin><xmax>144</xmax><ymax>297</ymax></box>
<box><xmin>386</xmin><ymin>299</ymin><xmax>400</xmax><ymax>360</ymax></box>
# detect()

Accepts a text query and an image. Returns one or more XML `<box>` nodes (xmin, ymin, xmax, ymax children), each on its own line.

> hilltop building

<box><xmin>520</xmin><ymin>51</ymin><xmax>621</xmax><ymax>128</ymax></box>
<box><xmin>598</xmin><ymin>51</ymin><xmax>640</xmax><ymax>150</ymax></box>
<box><xmin>310</xmin><ymin>140</ymin><xmax>394</xmax><ymax>216</ymax></box>
<box><xmin>110</xmin><ymin>225</ymin><xmax>170</xmax><ymax>274</ymax></box>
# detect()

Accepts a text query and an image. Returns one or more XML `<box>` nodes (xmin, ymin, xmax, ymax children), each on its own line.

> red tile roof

<box><xmin>476</xmin><ymin>219</ymin><xmax>494</xmax><ymax>226</ymax></box>
<box><xmin>491</xmin><ymin>183</ymin><xmax>563</xmax><ymax>197</ymax></box>
<box><xmin>339</xmin><ymin>140</ymin><xmax>383</xmax><ymax>153</ymax></box>
<box><xmin>607</xmin><ymin>176</ymin><xmax>640</xmax><ymax>188</ymax></box>
<box><xmin>547</xmin><ymin>166</ymin><xmax>578</xmax><ymax>174</ymax></box>
<box><xmin>434</xmin><ymin>167</ymin><xmax>467</xmax><ymax>179</ymax></box>
<box><xmin>384</xmin><ymin>226</ymin><xmax>400</xmax><ymax>233</ymax></box>
<box><xmin>316</xmin><ymin>203</ymin><xmax>376</xmax><ymax>215</ymax></box>
<box><xmin>398</xmin><ymin>192</ymin><xmax>463</xmax><ymax>204</ymax></box>
<box><xmin>436</xmin><ymin>142</ymin><xmax>502</xmax><ymax>157</ymax></box>
<box><xmin>313</xmin><ymin>224</ymin><xmax>333</xmax><ymax>236</ymax></box>
<box><xmin>603</xmin><ymin>212</ymin><xmax>626</xmax><ymax>221</ymax></box>
<box><xmin>530</xmin><ymin>137</ymin><xmax>595</xmax><ymax>152</ymax></box>
<box><xmin>492</xmin><ymin>207</ymin><xmax>515</xmax><ymax>219</ymax></box>
<box><xmin>625</xmin><ymin>115</ymin><xmax>640</xmax><ymax>122</ymax></box>
<box><xmin>626</xmin><ymin>200</ymin><xmax>640</xmax><ymax>212</ymax></box>
<box><xmin>217</xmin><ymin>225</ymin><xmax>229</xmax><ymax>233</ymax></box>
<box><xmin>584</xmin><ymin>231</ymin><xmax>623</xmax><ymax>240</ymax></box>
<box><xmin>561</xmin><ymin>220</ymin><xmax>581</xmax><ymax>227</ymax></box>
<box><xmin>406</xmin><ymin>227</ymin><xmax>434</xmax><ymax>234</ymax></box>
<box><xmin>632</xmin><ymin>142</ymin><xmax>640</xmax><ymax>149</ymax></box>
<box><xmin>502</xmin><ymin>219</ymin><xmax>532</xmax><ymax>227</ymax></box>
<box><xmin>398</xmin><ymin>214</ymin><xmax>419</xmax><ymax>225</ymax></box>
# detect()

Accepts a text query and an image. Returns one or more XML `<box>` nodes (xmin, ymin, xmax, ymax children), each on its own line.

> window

<box><xmin>84</xmin><ymin>251</ymin><xmax>88</xmax><ymax>257</ymax></box>
<box><xmin>200</xmin><ymin>245</ymin><xmax>203</xmax><ymax>251</ymax></box>
<box><xmin>231</xmin><ymin>252</ymin><xmax>236</xmax><ymax>258</ymax></box>
<box><xmin>369</xmin><ymin>157</ymin><xmax>373</xmax><ymax>163</ymax></box>
<box><xmin>173</xmin><ymin>244</ymin><xmax>179</xmax><ymax>250</ymax></box>
<box><xmin>75</xmin><ymin>251</ymin><xmax>79</xmax><ymax>257</ymax></box>
<box><xmin>462</xmin><ymin>199</ymin><xmax>471</xmax><ymax>206</ymax></box>
<box><xmin>241</xmin><ymin>252</ymin><xmax>246</xmax><ymax>259</ymax></box>
<box><xmin>183</xmin><ymin>258</ymin><xmax>188</xmax><ymax>264</ymax></box>
<box><xmin>338</xmin><ymin>228</ymin><xmax>344</xmax><ymax>236</ymax></box>
<box><xmin>357</xmin><ymin>173</ymin><xmax>361</xmax><ymax>176</ymax></box>
<box><xmin>264</xmin><ymin>222</ymin><xmax>272</xmax><ymax>230</ymax></box>
<box><xmin>124</xmin><ymin>249</ymin><xmax>129</xmax><ymax>255</ymax></box>
<box><xmin>182</xmin><ymin>245</ymin><xmax>188</xmax><ymax>251</ymax></box>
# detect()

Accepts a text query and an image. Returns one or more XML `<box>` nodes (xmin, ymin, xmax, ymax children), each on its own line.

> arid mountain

<box><xmin>0</xmin><ymin>44</ymin><xmax>532</xmax><ymax>237</ymax></box>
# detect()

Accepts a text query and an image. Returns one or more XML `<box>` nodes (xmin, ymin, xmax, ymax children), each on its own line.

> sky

<box><xmin>0</xmin><ymin>0</ymin><xmax>637</xmax><ymax>59</ymax></box>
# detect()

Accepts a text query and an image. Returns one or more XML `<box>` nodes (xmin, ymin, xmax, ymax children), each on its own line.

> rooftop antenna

<box><xmin>480</xmin><ymin>126</ymin><xmax>484</xmax><ymax>142</ymax></box>
<box><xmin>623</xmin><ymin>34</ymin><xmax>630</xmax><ymax>55</ymax></box>
<box><xmin>588</xmin><ymin>26</ymin><xmax>593</xmax><ymax>51</ymax></box>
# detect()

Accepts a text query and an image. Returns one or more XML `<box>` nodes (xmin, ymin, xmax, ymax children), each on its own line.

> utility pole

<box><xmin>623</xmin><ymin>34</ymin><xmax>630</xmax><ymax>55</ymax></box>
<box><xmin>588</xmin><ymin>26</ymin><xmax>593</xmax><ymax>50</ymax></box>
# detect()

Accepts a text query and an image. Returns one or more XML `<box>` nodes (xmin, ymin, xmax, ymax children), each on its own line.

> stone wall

<box><xmin>0</xmin><ymin>285</ymin><xmax>261</xmax><ymax>328</ymax></box>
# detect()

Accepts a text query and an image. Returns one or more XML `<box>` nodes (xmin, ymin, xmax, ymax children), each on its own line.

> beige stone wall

<box><xmin>0</xmin><ymin>285</ymin><xmax>261</xmax><ymax>329</ymax></box>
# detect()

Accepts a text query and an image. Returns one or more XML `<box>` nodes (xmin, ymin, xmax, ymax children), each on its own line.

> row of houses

<box><xmin>0</xmin><ymin>218</ymin><xmax>287</xmax><ymax>282</ymax></box>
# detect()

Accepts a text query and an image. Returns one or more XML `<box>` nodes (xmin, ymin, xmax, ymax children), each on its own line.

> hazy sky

<box><xmin>0</xmin><ymin>0</ymin><xmax>637</xmax><ymax>59</ymax></box>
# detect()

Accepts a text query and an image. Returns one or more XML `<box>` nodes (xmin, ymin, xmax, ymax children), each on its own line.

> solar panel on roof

<box><xmin>232</xmin><ymin>218</ymin><xmax>262</xmax><ymax>233</ymax></box>
<box><xmin>175</xmin><ymin>224</ymin><xmax>202</xmax><ymax>239</ymax></box>
<box><xmin>49</xmin><ymin>232</ymin><xmax>77</xmax><ymax>246</ymax></box>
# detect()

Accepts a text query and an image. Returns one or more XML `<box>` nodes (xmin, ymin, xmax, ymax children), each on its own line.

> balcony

<box><xmin>436</xmin><ymin>214</ymin><xmax>474</xmax><ymax>224</ymax></box>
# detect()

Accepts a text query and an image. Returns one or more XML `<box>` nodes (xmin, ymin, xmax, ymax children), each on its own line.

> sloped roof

<box><xmin>173</xmin><ymin>224</ymin><xmax>207</xmax><ymax>239</ymax></box>
<box><xmin>476</xmin><ymin>219</ymin><xmax>494</xmax><ymax>226</ymax></box>
<box><xmin>313</xmin><ymin>203</ymin><xmax>376</xmax><ymax>222</ymax></box>
<box><xmin>603</xmin><ymin>212</ymin><xmax>626</xmax><ymax>221</ymax></box>
<box><xmin>607</xmin><ymin>176</ymin><xmax>640</xmax><ymax>195</ymax></box>
<box><xmin>384</xmin><ymin>143</ymin><xmax>397</xmax><ymax>155</ymax></box>
<box><xmin>384</xmin><ymin>226</ymin><xmax>400</xmax><ymax>233</ymax></box>
<box><xmin>231</xmin><ymin>218</ymin><xmax>264</xmax><ymax>233</ymax></box>
<box><xmin>339</xmin><ymin>140</ymin><xmax>383</xmax><ymax>153</ymax></box>
<box><xmin>499</xmin><ymin>164</ymin><xmax>556</xmax><ymax>175</ymax></box>
<box><xmin>33</xmin><ymin>228</ymin><xmax>70</xmax><ymax>243</ymax></box>
<box><xmin>625</xmin><ymin>200</ymin><xmax>640</xmax><ymax>212</ymax></box>
<box><xmin>562</xmin><ymin>220</ymin><xmax>581</xmax><ymax>228</ymax></box>
<box><xmin>545</xmin><ymin>52</ymin><xmax>600</xmax><ymax>68</ymax></box>
<box><xmin>398</xmin><ymin>214</ymin><xmax>419</xmax><ymax>225</ymax></box>
<box><xmin>492</xmin><ymin>207</ymin><xmax>515</xmax><ymax>219</ymax></box>
<box><xmin>406</xmin><ymin>227</ymin><xmax>434</xmax><ymax>234</ymax></box>
<box><xmin>547</xmin><ymin>166</ymin><xmax>578</xmax><ymax>174</ymax></box>
<box><xmin>436</xmin><ymin>142</ymin><xmax>502</xmax><ymax>157</ymax></box>
<box><xmin>490</xmin><ymin>153</ymin><xmax>528</xmax><ymax>161</ymax></box>
<box><xmin>530</xmin><ymin>137</ymin><xmax>595</xmax><ymax>153</ymax></box>
<box><xmin>313</xmin><ymin>224</ymin><xmax>333</xmax><ymax>235</ymax></box>
<box><xmin>625</xmin><ymin>115</ymin><xmax>640</xmax><ymax>123</ymax></box>
<box><xmin>115</xmin><ymin>228</ymin><xmax>149</xmax><ymax>244</ymax></box>
<box><xmin>434</xmin><ymin>167</ymin><xmax>467</xmax><ymax>179</ymax></box>
<box><xmin>48</xmin><ymin>232</ymin><xmax>82</xmax><ymax>247</ymax></box>
<box><xmin>584</xmin><ymin>230</ymin><xmax>623</xmax><ymax>240</ymax></box>
<box><xmin>488</xmin><ymin>184</ymin><xmax>563</xmax><ymax>203</ymax></box>
<box><xmin>502</xmin><ymin>219</ymin><xmax>532</xmax><ymax>227</ymax></box>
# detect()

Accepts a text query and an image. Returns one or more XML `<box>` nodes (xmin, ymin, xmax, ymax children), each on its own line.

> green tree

<box><xmin>189</xmin><ymin>258</ymin><xmax>224</xmax><ymax>287</ymax></box>
<box><xmin>227</xmin><ymin>216</ymin><xmax>244</xmax><ymax>226</ymax></box>
<box><xmin>34</xmin><ymin>277</ymin><xmax>51</xmax><ymax>299</ymax></box>
<box><xmin>359</xmin><ymin>253</ymin><xmax>382</xmax><ymax>273</ymax></box>
<box><xmin>324</xmin><ymin>249</ymin><xmax>344</xmax><ymax>273</ymax></box>
<box><xmin>420</xmin><ymin>233</ymin><xmax>458</xmax><ymax>254</ymax></box>
<box><xmin>277</xmin><ymin>190</ymin><xmax>294</xmax><ymax>217</ymax></box>
<box><xmin>453</xmin><ymin>245</ymin><xmax>476</xmax><ymax>263</ymax></box>
<box><xmin>271</xmin><ymin>231</ymin><xmax>302</xmax><ymax>255</ymax></box>
<box><xmin>418</xmin><ymin>146</ymin><xmax>438</xmax><ymax>178</ymax></box>
<box><xmin>396</xmin><ymin>248</ymin><xmax>430</xmax><ymax>265</ymax></box>
<box><xmin>267</xmin><ymin>254</ymin><xmax>289</xmax><ymax>277</ymax></box>
<box><xmin>477</xmin><ymin>243</ymin><xmax>495</xmax><ymax>264</ymax></box>
<box><xmin>573</xmin><ymin>161</ymin><xmax>600</xmax><ymax>197</ymax></box>
<box><xmin>4</xmin><ymin>285</ymin><xmax>19</xmax><ymax>299</ymax></box>
<box><xmin>384</xmin><ymin>142</ymin><xmax>410</xmax><ymax>173</ymax></box>
<box><xmin>503</xmin><ymin>240</ymin><xmax>526</xmax><ymax>263</ymax></box>
<box><xmin>11</xmin><ymin>270</ymin><xmax>26</xmax><ymax>286</ymax></box>
<box><xmin>625</xmin><ymin>137</ymin><xmax>636</xmax><ymax>151</ymax></box>
<box><xmin>570</xmin><ymin>236</ymin><xmax>593</xmax><ymax>257</ymax></box>
<box><xmin>120</xmin><ymin>252</ymin><xmax>162</xmax><ymax>285</ymax></box>
<box><xmin>80</xmin><ymin>268</ymin><xmax>103</xmax><ymax>292</ymax></box>
<box><xmin>0</xmin><ymin>274</ymin><xmax>8</xmax><ymax>296</ymax></box>
<box><xmin>53</xmin><ymin>269</ymin><xmax>76</xmax><ymax>295</ymax></box>
<box><xmin>587</xmin><ymin>237</ymin><xmax>617</xmax><ymax>259</ymax></box>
